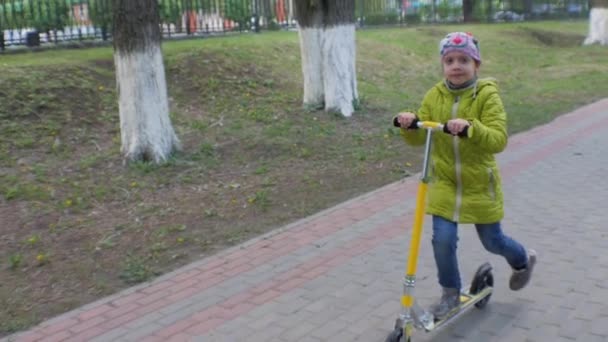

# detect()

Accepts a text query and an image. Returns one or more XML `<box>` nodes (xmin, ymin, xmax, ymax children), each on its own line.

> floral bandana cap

<box><xmin>439</xmin><ymin>32</ymin><xmax>481</xmax><ymax>64</ymax></box>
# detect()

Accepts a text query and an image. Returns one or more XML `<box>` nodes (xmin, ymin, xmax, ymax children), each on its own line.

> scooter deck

<box><xmin>429</xmin><ymin>286</ymin><xmax>493</xmax><ymax>330</ymax></box>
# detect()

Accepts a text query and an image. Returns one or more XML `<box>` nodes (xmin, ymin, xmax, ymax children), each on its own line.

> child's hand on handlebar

<box><xmin>446</xmin><ymin>119</ymin><xmax>470</xmax><ymax>135</ymax></box>
<box><xmin>396</xmin><ymin>112</ymin><xmax>417</xmax><ymax>129</ymax></box>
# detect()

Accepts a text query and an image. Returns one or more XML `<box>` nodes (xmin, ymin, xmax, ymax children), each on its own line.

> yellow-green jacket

<box><xmin>401</xmin><ymin>78</ymin><xmax>507</xmax><ymax>224</ymax></box>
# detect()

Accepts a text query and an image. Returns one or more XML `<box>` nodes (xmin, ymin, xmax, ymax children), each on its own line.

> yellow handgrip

<box><xmin>406</xmin><ymin>183</ymin><xmax>428</xmax><ymax>276</ymax></box>
<box><xmin>420</xmin><ymin>121</ymin><xmax>442</xmax><ymax>129</ymax></box>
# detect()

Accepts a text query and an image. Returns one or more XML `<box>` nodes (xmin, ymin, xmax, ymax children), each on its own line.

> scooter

<box><xmin>386</xmin><ymin>118</ymin><xmax>494</xmax><ymax>342</ymax></box>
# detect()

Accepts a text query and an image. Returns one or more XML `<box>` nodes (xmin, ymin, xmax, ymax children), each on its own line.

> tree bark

<box><xmin>112</xmin><ymin>0</ymin><xmax>181</xmax><ymax>164</ymax></box>
<box><xmin>323</xmin><ymin>0</ymin><xmax>358</xmax><ymax>116</ymax></box>
<box><xmin>295</xmin><ymin>0</ymin><xmax>358</xmax><ymax>117</ymax></box>
<box><xmin>295</xmin><ymin>0</ymin><xmax>325</xmax><ymax>108</ymax></box>
<box><xmin>523</xmin><ymin>0</ymin><xmax>533</xmax><ymax>17</ymax></box>
<box><xmin>584</xmin><ymin>0</ymin><xmax>608</xmax><ymax>45</ymax></box>
<box><xmin>463</xmin><ymin>0</ymin><xmax>475</xmax><ymax>22</ymax></box>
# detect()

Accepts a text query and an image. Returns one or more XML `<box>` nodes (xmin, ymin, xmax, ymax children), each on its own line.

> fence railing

<box><xmin>0</xmin><ymin>0</ymin><xmax>590</xmax><ymax>52</ymax></box>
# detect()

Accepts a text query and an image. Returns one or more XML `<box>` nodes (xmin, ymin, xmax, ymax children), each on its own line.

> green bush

<box><xmin>363</xmin><ymin>11</ymin><xmax>400</xmax><ymax>25</ymax></box>
<box><xmin>418</xmin><ymin>4</ymin><xmax>434</xmax><ymax>22</ymax></box>
<box><xmin>87</xmin><ymin>0</ymin><xmax>213</xmax><ymax>36</ymax></box>
<box><xmin>0</xmin><ymin>0</ymin><xmax>71</xmax><ymax>32</ymax></box>
<box><xmin>384</xmin><ymin>11</ymin><xmax>400</xmax><ymax>24</ymax></box>
<box><xmin>88</xmin><ymin>0</ymin><xmax>112</xmax><ymax>34</ymax></box>
<box><xmin>225</xmin><ymin>0</ymin><xmax>252</xmax><ymax>30</ymax></box>
<box><xmin>23</xmin><ymin>0</ymin><xmax>71</xmax><ymax>33</ymax></box>
<box><xmin>266</xmin><ymin>19</ymin><xmax>281</xmax><ymax>31</ymax></box>
<box><xmin>435</xmin><ymin>0</ymin><xmax>462</xmax><ymax>21</ymax></box>
<box><xmin>404</xmin><ymin>13</ymin><xmax>421</xmax><ymax>24</ymax></box>
<box><xmin>0</xmin><ymin>1</ymin><xmax>27</xmax><ymax>29</ymax></box>
<box><xmin>159</xmin><ymin>0</ymin><xmax>183</xmax><ymax>25</ymax></box>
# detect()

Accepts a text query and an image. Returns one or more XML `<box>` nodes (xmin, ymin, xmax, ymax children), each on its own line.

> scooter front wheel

<box><xmin>385</xmin><ymin>320</ymin><xmax>412</xmax><ymax>342</ymax></box>
<box><xmin>469</xmin><ymin>262</ymin><xmax>493</xmax><ymax>309</ymax></box>
<box><xmin>385</xmin><ymin>327</ymin><xmax>410</xmax><ymax>342</ymax></box>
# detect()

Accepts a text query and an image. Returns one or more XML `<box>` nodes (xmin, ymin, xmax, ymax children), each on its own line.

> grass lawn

<box><xmin>0</xmin><ymin>20</ymin><xmax>606</xmax><ymax>335</ymax></box>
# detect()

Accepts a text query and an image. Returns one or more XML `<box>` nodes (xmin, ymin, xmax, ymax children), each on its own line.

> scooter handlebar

<box><xmin>393</xmin><ymin>117</ymin><xmax>468</xmax><ymax>138</ymax></box>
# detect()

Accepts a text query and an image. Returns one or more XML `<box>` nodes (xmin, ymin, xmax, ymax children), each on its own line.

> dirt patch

<box><xmin>517</xmin><ymin>27</ymin><xmax>586</xmax><ymax>47</ymax></box>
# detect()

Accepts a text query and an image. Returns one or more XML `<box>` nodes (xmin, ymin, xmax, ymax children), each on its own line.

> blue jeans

<box><xmin>432</xmin><ymin>215</ymin><xmax>527</xmax><ymax>290</ymax></box>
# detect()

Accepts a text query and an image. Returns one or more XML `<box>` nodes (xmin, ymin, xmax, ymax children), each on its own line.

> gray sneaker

<box><xmin>429</xmin><ymin>287</ymin><xmax>461</xmax><ymax>320</ymax></box>
<box><xmin>510</xmin><ymin>249</ymin><xmax>537</xmax><ymax>291</ymax></box>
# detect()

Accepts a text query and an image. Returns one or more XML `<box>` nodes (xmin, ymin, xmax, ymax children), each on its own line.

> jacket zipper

<box><xmin>488</xmin><ymin>168</ymin><xmax>496</xmax><ymax>201</ymax></box>
<box><xmin>452</xmin><ymin>96</ymin><xmax>462</xmax><ymax>222</ymax></box>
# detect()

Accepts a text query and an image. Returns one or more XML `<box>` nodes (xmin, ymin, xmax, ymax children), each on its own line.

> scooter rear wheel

<box><xmin>469</xmin><ymin>262</ymin><xmax>493</xmax><ymax>309</ymax></box>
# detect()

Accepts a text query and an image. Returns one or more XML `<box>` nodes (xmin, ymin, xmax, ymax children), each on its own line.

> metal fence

<box><xmin>0</xmin><ymin>0</ymin><xmax>590</xmax><ymax>52</ymax></box>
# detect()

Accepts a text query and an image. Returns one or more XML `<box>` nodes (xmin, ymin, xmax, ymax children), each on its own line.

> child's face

<box><xmin>442</xmin><ymin>51</ymin><xmax>480</xmax><ymax>86</ymax></box>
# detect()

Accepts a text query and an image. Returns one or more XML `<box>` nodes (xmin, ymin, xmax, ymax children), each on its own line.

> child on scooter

<box><xmin>394</xmin><ymin>31</ymin><xmax>537</xmax><ymax>320</ymax></box>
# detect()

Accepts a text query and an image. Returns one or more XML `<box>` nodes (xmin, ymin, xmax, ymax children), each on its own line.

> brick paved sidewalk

<box><xmin>5</xmin><ymin>99</ymin><xmax>608</xmax><ymax>342</ymax></box>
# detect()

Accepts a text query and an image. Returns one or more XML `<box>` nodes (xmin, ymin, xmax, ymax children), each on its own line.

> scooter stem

<box><xmin>406</xmin><ymin>182</ymin><xmax>428</xmax><ymax>277</ymax></box>
<box><xmin>401</xmin><ymin>129</ymin><xmax>434</xmax><ymax>309</ymax></box>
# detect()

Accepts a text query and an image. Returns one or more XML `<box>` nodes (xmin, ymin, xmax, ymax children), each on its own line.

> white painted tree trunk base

<box><xmin>114</xmin><ymin>45</ymin><xmax>180</xmax><ymax>163</ymax></box>
<box><xmin>298</xmin><ymin>27</ymin><xmax>325</xmax><ymax>109</ymax></box>
<box><xmin>584</xmin><ymin>8</ymin><xmax>608</xmax><ymax>45</ymax></box>
<box><xmin>298</xmin><ymin>24</ymin><xmax>358</xmax><ymax>117</ymax></box>
<box><xmin>322</xmin><ymin>24</ymin><xmax>358</xmax><ymax>117</ymax></box>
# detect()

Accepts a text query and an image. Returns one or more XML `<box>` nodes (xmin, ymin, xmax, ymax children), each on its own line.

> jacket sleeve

<box><xmin>469</xmin><ymin>92</ymin><xmax>508</xmax><ymax>154</ymax></box>
<box><xmin>400</xmin><ymin>90</ymin><xmax>434</xmax><ymax>146</ymax></box>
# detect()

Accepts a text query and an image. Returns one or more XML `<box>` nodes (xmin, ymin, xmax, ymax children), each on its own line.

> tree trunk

<box><xmin>523</xmin><ymin>0</ymin><xmax>533</xmax><ymax>17</ymax></box>
<box><xmin>486</xmin><ymin>0</ymin><xmax>493</xmax><ymax>21</ymax></box>
<box><xmin>295</xmin><ymin>0</ymin><xmax>358</xmax><ymax>117</ymax></box>
<box><xmin>463</xmin><ymin>0</ymin><xmax>475</xmax><ymax>22</ymax></box>
<box><xmin>323</xmin><ymin>0</ymin><xmax>358</xmax><ymax>116</ymax></box>
<box><xmin>584</xmin><ymin>0</ymin><xmax>608</xmax><ymax>45</ymax></box>
<box><xmin>112</xmin><ymin>0</ymin><xmax>180</xmax><ymax>164</ymax></box>
<box><xmin>295</xmin><ymin>1</ymin><xmax>325</xmax><ymax>108</ymax></box>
